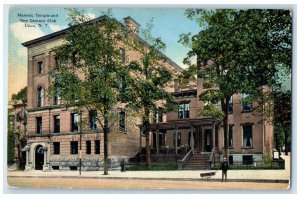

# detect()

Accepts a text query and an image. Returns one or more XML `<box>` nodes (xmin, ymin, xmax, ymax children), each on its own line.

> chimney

<box><xmin>124</xmin><ymin>16</ymin><xmax>140</xmax><ymax>34</ymax></box>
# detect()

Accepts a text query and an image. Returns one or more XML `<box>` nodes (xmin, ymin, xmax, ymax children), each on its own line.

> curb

<box><xmin>7</xmin><ymin>175</ymin><xmax>289</xmax><ymax>184</ymax></box>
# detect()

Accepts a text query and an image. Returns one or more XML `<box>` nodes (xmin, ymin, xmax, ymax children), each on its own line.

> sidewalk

<box><xmin>7</xmin><ymin>154</ymin><xmax>290</xmax><ymax>183</ymax></box>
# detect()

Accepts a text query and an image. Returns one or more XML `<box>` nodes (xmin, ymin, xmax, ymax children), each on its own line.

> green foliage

<box><xmin>180</xmin><ymin>9</ymin><xmax>292</xmax><ymax>157</ymax></box>
<box><xmin>212</xmin><ymin>164</ymin><xmax>282</xmax><ymax>170</ymax></box>
<box><xmin>198</xmin><ymin>104</ymin><xmax>224</xmax><ymax>119</ymax></box>
<box><xmin>7</xmin><ymin>109</ymin><xmax>15</xmax><ymax>165</ymax></box>
<box><xmin>11</xmin><ymin>87</ymin><xmax>27</xmax><ymax>104</ymax></box>
<box><xmin>272</xmin><ymin>90</ymin><xmax>291</xmax><ymax>150</ymax></box>
<box><xmin>263</xmin><ymin>144</ymin><xmax>271</xmax><ymax>165</ymax></box>
<box><xmin>49</xmin><ymin>9</ymin><xmax>133</xmax><ymax>175</ymax></box>
<box><xmin>124</xmin><ymin>20</ymin><xmax>176</xmax><ymax>168</ymax></box>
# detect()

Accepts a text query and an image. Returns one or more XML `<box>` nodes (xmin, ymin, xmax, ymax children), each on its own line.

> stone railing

<box><xmin>208</xmin><ymin>148</ymin><xmax>215</xmax><ymax>169</ymax></box>
<box><xmin>177</xmin><ymin>148</ymin><xmax>193</xmax><ymax>170</ymax></box>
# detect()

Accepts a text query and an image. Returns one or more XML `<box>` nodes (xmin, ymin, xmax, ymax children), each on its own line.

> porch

<box><xmin>136</xmin><ymin>117</ymin><xmax>222</xmax><ymax>170</ymax></box>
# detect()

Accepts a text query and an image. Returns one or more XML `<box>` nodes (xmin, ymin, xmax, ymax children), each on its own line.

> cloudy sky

<box><xmin>8</xmin><ymin>7</ymin><xmax>201</xmax><ymax>98</ymax></box>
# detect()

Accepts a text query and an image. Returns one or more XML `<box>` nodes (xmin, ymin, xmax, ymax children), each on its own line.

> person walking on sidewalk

<box><xmin>221</xmin><ymin>157</ymin><xmax>229</xmax><ymax>182</ymax></box>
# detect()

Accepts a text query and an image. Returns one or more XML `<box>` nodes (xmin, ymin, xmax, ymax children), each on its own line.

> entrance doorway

<box><xmin>35</xmin><ymin>145</ymin><xmax>44</xmax><ymax>170</ymax></box>
<box><xmin>204</xmin><ymin>129</ymin><xmax>213</xmax><ymax>152</ymax></box>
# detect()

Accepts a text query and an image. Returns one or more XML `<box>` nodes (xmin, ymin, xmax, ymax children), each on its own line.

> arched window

<box><xmin>37</xmin><ymin>86</ymin><xmax>44</xmax><ymax>107</ymax></box>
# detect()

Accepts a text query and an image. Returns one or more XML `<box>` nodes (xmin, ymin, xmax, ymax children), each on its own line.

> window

<box><xmin>228</xmin><ymin>96</ymin><xmax>233</xmax><ymax>113</ymax></box>
<box><xmin>119</xmin><ymin>111</ymin><xmax>126</xmax><ymax>131</ymax></box>
<box><xmin>71</xmin><ymin>113</ymin><xmax>79</xmax><ymax>132</ymax></box>
<box><xmin>37</xmin><ymin>86</ymin><xmax>44</xmax><ymax>107</ymax></box>
<box><xmin>158</xmin><ymin>108</ymin><xmax>163</xmax><ymax>122</ymax></box>
<box><xmin>173</xmin><ymin>132</ymin><xmax>181</xmax><ymax>147</ymax></box>
<box><xmin>89</xmin><ymin>110</ymin><xmax>97</xmax><ymax>130</ymax></box>
<box><xmin>119</xmin><ymin>48</ymin><xmax>125</xmax><ymax>63</ymax></box>
<box><xmin>159</xmin><ymin>133</ymin><xmax>165</xmax><ymax>147</ymax></box>
<box><xmin>243</xmin><ymin>125</ymin><xmax>253</xmax><ymax>147</ymax></box>
<box><xmin>53</xmin><ymin>142</ymin><xmax>60</xmax><ymax>155</ymax></box>
<box><xmin>36</xmin><ymin>117</ymin><xmax>42</xmax><ymax>134</ymax></box>
<box><xmin>70</xmin><ymin>166</ymin><xmax>77</xmax><ymax>171</ymax></box>
<box><xmin>54</xmin><ymin>86</ymin><xmax>61</xmax><ymax>105</ymax></box>
<box><xmin>229</xmin><ymin>155</ymin><xmax>233</xmax><ymax>165</ymax></box>
<box><xmin>178</xmin><ymin>103</ymin><xmax>190</xmax><ymax>119</ymax></box>
<box><xmin>95</xmin><ymin>140</ymin><xmax>100</xmax><ymax>154</ymax></box>
<box><xmin>229</xmin><ymin>125</ymin><xmax>233</xmax><ymax>148</ymax></box>
<box><xmin>53</xmin><ymin>115</ymin><xmax>60</xmax><ymax>133</ymax></box>
<box><xmin>70</xmin><ymin>141</ymin><xmax>78</xmax><ymax>154</ymax></box>
<box><xmin>152</xmin><ymin>109</ymin><xmax>157</xmax><ymax>123</ymax></box>
<box><xmin>86</xmin><ymin>140</ymin><xmax>91</xmax><ymax>154</ymax></box>
<box><xmin>119</xmin><ymin>75</ymin><xmax>127</xmax><ymax>96</ymax></box>
<box><xmin>242</xmin><ymin>93</ymin><xmax>252</xmax><ymax>111</ymax></box>
<box><xmin>52</xmin><ymin>166</ymin><xmax>59</xmax><ymax>170</ymax></box>
<box><xmin>243</xmin><ymin>155</ymin><xmax>253</xmax><ymax>165</ymax></box>
<box><xmin>37</xmin><ymin>61</ymin><xmax>43</xmax><ymax>74</ymax></box>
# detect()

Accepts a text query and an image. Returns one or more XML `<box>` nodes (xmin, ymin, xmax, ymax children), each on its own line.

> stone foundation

<box><xmin>49</xmin><ymin>156</ymin><xmax>126</xmax><ymax>171</ymax></box>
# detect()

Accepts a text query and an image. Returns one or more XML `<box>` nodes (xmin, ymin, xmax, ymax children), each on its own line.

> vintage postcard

<box><xmin>6</xmin><ymin>5</ymin><xmax>292</xmax><ymax>191</ymax></box>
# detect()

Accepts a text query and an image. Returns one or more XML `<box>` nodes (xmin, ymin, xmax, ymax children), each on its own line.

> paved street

<box><xmin>7</xmin><ymin>177</ymin><xmax>289</xmax><ymax>190</ymax></box>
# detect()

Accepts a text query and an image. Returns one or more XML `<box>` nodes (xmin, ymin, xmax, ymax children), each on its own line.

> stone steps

<box><xmin>182</xmin><ymin>152</ymin><xmax>210</xmax><ymax>170</ymax></box>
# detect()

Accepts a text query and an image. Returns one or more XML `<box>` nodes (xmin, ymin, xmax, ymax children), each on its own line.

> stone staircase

<box><xmin>182</xmin><ymin>151</ymin><xmax>210</xmax><ymax>170</ymax></box>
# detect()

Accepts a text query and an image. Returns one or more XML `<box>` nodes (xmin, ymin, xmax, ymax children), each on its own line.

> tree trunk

<box><xmin>221</xmin><ymin>97</ymin><xmax>230</xmax><ymax>160</ymax></box>
<box><xmin>103</xmin><ymin>119</ymin><xmax>109</xmax><ymax>175</ymax></box>
<box><xmin>144</xmin><ymin>108</ymin><xmax>151</xmax><ymax>169</ymax></box>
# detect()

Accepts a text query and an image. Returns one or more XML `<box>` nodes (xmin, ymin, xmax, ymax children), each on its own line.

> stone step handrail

<box><xmin>177</xmin><ymin>148</ymin><xmax>193</xmax><ymax>170</ymax></box>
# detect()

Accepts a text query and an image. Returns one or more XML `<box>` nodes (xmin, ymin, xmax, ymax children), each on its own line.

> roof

<box><xmin>139</xmin><ymin>117</ymin><xmax>222</xmax><ymax>131</ymax></box>
<box><xmin>21</xmin><ymin>15</ymin><xmax>182</xmax><ymax>71</ymax></box>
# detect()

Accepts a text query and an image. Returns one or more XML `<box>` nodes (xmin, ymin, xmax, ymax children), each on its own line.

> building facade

<box><xmin>20</xmin><ymin>15</ymin><xmax>273</xmax><ymax>171</ymax></box>
<box><xmin>21</xmin><ymin>16</ymin><xmax>180</xmax><ymax>171</ymax></box>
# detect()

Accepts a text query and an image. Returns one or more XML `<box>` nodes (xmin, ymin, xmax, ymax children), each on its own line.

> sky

<box><xmin>8</xmin><ymin>6</ymin><xmax>291</xmax><ymax>99</ymax></box>
<box><xmin>8</xmin><ymin>7</ymin><xmax>201</xmax><ymax>98</ymax></box>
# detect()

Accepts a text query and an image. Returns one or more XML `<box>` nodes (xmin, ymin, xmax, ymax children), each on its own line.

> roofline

<box><xmin>21</xmin><ymin>15</ymin><xmax>183</xmax><ymax>71</ymax></box>
<box><xmin>22</xmin><ymin>15</ymin><xmax>108</xmax><ymax>47</ymax></box>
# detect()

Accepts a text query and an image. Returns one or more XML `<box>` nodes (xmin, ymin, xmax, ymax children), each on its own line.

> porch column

<box><xmin>175</xmin><ymin>123</ymin><xmax>178</xmax><ymax>155</ymax></box>
<box><xmin>24</xmin><ymin>145</ymin><xmax>31</xmax><ymax>171</ymax></box>
<box><xmin>190</xmin><ymin>124</ymin><xmax>194</xmax><ymax>154</ymax></box>
<box><xmin>156</xmin><ymin>128</ymin><xmax>159</xmax><ymax>155</ymax></box>
<box><xmin>199</xmin><ymin>126</ymin><xmax>202</xmax><ymax>154</ymax></box>
<box><xmin>43</xmin><ymin>147</ymin><xmax>48</xmax><ymax>171</ymax></box>
<box><xmin>212</xmin><ymin>122</ymin><xmax>216</xmax><ymax>150</ymax></box>
<box><xmin>26</xmin><ymin>150</ymin><xmax>29</xmax><ymax>166</ymax></box>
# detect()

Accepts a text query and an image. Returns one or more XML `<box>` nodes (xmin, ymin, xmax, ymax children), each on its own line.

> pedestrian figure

<box><xmin>220</xmin><ymin>157</ymin><xmax>229</xmax><ymax>182</ymax></box>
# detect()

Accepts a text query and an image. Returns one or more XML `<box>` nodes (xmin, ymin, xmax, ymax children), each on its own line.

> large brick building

<box><xmin>21</xmin><ymin>16</ymin><xmax>181</xmax><ymax>171</ymax></box>
<box><xmin>20</xmin><ymin>15</ymin><xmax>273</xmax><ymax>171</ymax></box>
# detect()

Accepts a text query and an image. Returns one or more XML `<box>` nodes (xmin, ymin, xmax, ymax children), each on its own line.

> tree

<box><xmin>179</xmin><ymin>9</ymin><xmax>292</xmax><ymax>159</ymax></box>
<box><xmin>11</xmin><ymin>86</ymin><xmax>27</xmax><ymax>104</ymax></box>
<box><xmin>7</xmin><ymin>108</ymin><xmax>15</xmax><ymax>165</ymax></box>
<box><xmin>126</xmin><ymin>22</ymin><xmax>175</xmax><ymax>169</ymax></box>
<box><xmin>49</xmin><ymin>9</ymin><xmax>131</xmax><ymax>175</ymax></box>
<box><xmin>272</xmin><ymin>90</ymin><xmax>291</xmax><ymax>155</ymax></box>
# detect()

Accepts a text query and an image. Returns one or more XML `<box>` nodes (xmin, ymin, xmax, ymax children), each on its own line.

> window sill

<box><xmin>241</xmin><ymin>147</ymin><xmax>253</xmax><ymax>149</ymax></box>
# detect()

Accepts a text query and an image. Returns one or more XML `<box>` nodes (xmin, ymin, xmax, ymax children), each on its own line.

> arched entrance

<box><xmin>35</xmin><ymin>145</ymin><xmax>44</xmax><ymax>170</ymax></box>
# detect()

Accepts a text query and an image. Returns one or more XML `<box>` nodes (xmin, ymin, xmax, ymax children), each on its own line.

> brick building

<box><xmin>21</xmin><ymin>16</ymin><xmax>181</xmax><ymax>171</ymax></box>
<box><xmin>20</xmin><ymin>15</ymin><xmax>273</xmax><ymax>171</ymax></box>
